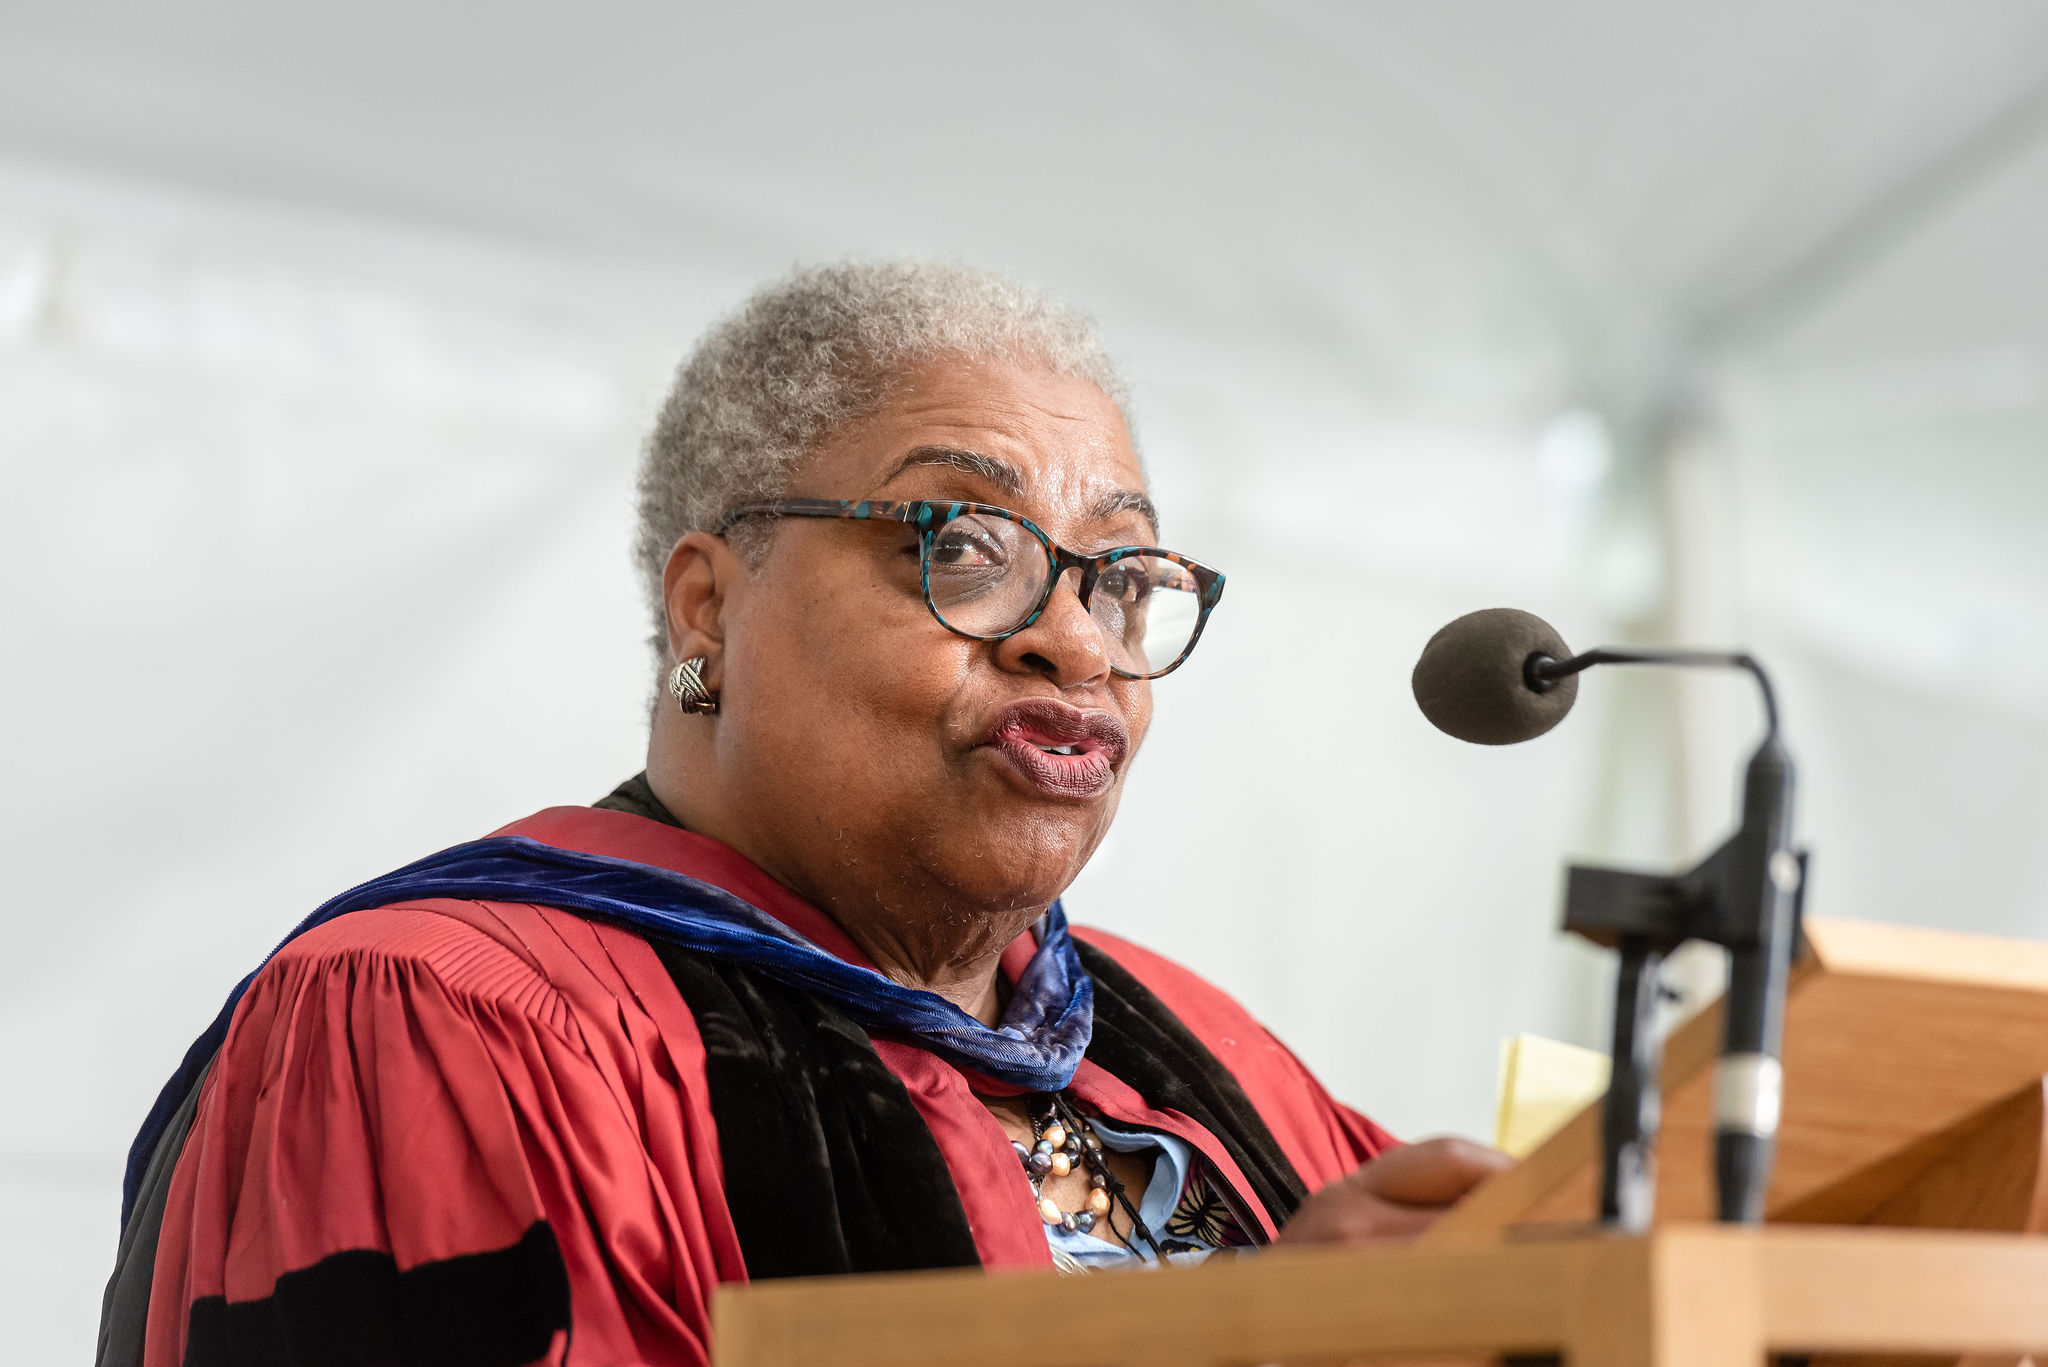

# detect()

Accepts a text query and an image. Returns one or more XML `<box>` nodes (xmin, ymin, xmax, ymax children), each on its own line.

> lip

<box><xmin>978</xmin><ymin>698</ymin><xmax>1131</xmax><ymax>801</ymax></box>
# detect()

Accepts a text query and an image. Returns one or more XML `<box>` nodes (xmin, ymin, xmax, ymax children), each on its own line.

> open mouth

<box><xmin>980</xmin><ymin>699</ymin><xmax>1130</xmax><ymax>800</ymax></box>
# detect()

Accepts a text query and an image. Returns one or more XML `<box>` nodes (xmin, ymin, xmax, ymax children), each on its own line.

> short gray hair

<box><xmin>633</xmin><ymin>260</ymin><xmax>1132</xmax><ymax>647</ymax></box>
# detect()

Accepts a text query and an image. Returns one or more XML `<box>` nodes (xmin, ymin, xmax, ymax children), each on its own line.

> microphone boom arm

<box><xmin>1528</xmin><ymin>647</ymin><xmax>1781</xmax><ymax>740</ymax></box>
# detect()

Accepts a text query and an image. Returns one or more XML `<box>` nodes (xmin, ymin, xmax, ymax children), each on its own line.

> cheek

<box><xmin>1116</xmin><ymin>679</ymin><xmax>1154</xmax><ymax>754</ymax></box>
<box><xmin>726</xmin><ymin>561</ymin><xmax>972</xmax><ymax>774</ymax></box>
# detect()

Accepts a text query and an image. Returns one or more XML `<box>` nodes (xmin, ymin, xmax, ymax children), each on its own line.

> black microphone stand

<box><xmin>1525</xmin><ymin>648</ymin><xmax>1807</xmax><ymax>1231</ymax></box>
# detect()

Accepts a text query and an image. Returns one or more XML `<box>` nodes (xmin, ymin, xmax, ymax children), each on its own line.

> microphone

<box><xmin>1411</xmin><ymin>606</ymin><xmax>1783</xmax><ymax>746</ymax></box>
<box><xmin>1410</xmin><ymin>607</ymin><xmax>1579</xmax><ymax>745</ymax></box>
<box><xmin>1410</xmin><ymin>607</ymin><xmax>1803</xmax><ymax>1233</ymax></box>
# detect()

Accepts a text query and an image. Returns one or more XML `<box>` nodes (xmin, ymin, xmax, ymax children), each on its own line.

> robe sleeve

<box><xmin>144</xmin><ymin>902</ymin><xmax>735</xmax><ymax>1367</ymax></box>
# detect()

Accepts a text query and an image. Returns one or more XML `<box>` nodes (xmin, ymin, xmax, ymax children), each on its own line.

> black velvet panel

<box><xmin>601</xmin><ymin>774</ymin><xmax>1309</xmax><ymax>1252</ymax></box>
<box><xmin>653</xmin><ymin>945</ymin><xmax>985</xmax><ymax>1278</ymax></box>
<box><xmin>1074</xmin><ymin>940</ymin><xmax>1311</xmax><ymax>1230</ymax></box>
<box><xmin>182</xmin><ymin>1221</ymin><xmax>569</xmax><ymax>1367</ymax></box>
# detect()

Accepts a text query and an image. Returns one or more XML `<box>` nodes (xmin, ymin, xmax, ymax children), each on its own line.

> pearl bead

<box><xmin>1029</xmin><ymin>1152</ymin><xmax>1052</xmax><ymax>1175</ymax></box>
<box><xmin>1090</xmin><ymin>1171</ymin><xmax>1108</xmax><ymax>1189</ymax></box>
<box><xmin>1039</xmin><ymin>1197</ymin><xmax>1062</xmax><ymax>1225</ymax></box>
<box><xmin>1043</xmin><ymin>1124</ymin><xmax>1067</xmax><ymax>1148</ymax></box>
<box><xmin>1049</xmin><ymin>1153</ymin><xmax>1072</xmax><ymax>1177</ymax></box>
<box><xmin>1084</xmin><ymin>1134</ymin><xmax>1102</xmax><ymax>1152</ymax></box>
<box><xmin>1061</xmin><ymin>1213</ymin><xmax>1079</xmax><ymax>1232</ymax></box>
<box><xmin>1073</xmin><ymin>1212</ymin><xmax>1095</xmax><ymax>1233</ymax></box>
<box><xmin>1086</xmin><ymin>1188</ymin><xmax>1111</xmax><ymax>1216</ymax></box>
<box><xmin>1035</xmin><ymin>1139</ymin><xmax>1054</xmax><ymax>1154</ymax></box>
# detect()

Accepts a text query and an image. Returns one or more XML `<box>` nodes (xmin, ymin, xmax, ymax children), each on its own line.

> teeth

<box><xmin>1035</xmin><ymin>744</ymin><xmax>1080</xmax><ymax>756</ymax></box>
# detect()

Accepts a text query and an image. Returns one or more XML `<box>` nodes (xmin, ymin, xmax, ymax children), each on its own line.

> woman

<box><xmin>101</xmin><ymin>262</ymin><xmax>1507</xmax><ymax>1367</ymax></box>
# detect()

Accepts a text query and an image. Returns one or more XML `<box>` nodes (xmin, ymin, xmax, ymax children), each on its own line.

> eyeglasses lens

<box><xmin>924</xmin><ymin>512</ymin><xmax>1053</xmax><ymax>637</ymax></box>
<box><xmin>1090</xmin><ymin>555</ymin><xmax>1202</xmax><ymax>675</ymax></box>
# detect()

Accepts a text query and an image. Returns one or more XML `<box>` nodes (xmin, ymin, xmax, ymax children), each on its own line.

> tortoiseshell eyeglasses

<box><xmin>716</xmin><ymin>499</ymin><xmax>1226</xmax><ymax>679</ymax></box>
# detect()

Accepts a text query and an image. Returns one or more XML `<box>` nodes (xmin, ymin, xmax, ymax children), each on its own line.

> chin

<box><xmin>940</xmin><ymin>813</ymin><xmax>1108</xmax><ymax>911</ymax></box>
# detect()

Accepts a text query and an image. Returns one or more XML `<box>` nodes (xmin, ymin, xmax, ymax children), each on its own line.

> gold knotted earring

<box><xmin>667</xmin><ymin>656</ymin><xmax>720</xmax><ymax>715</ymax></box>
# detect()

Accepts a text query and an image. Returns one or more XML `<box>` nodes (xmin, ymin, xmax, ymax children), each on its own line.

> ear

<box><xmin>661</xmin><ymin>530</ymin><xmax>746</xmax><ymax>680</ymax></box>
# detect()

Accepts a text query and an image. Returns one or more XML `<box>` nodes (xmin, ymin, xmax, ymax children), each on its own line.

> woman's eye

<box><xmin>931</xmin><ymin>528</ymin><xmax>1006</xmax><ymax>567</ymax></box>
<box><xmin>1099</xmin><ymin>565</ymin><xmax>1151</xmax><ymax>602</ymax></box>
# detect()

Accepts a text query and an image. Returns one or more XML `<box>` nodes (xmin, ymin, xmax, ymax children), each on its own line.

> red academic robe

<box><xmin>141</xmin><ymin>805</ymin><xmax>1395</xmax><ymax>1367</ymax></box>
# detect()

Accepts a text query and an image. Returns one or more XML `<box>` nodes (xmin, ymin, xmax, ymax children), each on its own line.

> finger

<box><xmin>1276</xmin><ymin>1192</ymin><xmax>1440</xmax><ymax>1245</ymax></box>
<box><xmin>1352</xmin><ymin>1136</ymin><xmax>1514</xmax><ymax>1206</ymax></box>
<box><xmin>1351</xmin><ymin>1201</ymin><xmax>1438</xmax><ymax>1239</ymax></box>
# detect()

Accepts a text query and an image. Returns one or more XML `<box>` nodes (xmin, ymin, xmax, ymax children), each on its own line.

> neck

<box><xmin>826</xmin><ymin>897</ymin><xmax>1033</xmax><ymax>1027</ymax></box>
<box><xmin>644</xmin><ymin>746</ymin><xmax>1037</xmax><ymax>1027</ymax></box>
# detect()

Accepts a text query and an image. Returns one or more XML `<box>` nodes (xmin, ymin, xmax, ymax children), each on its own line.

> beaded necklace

<box><xmin>1011</xmin><ymin>1092</ymin><xmax>1164</xmax><ymax>1256</ymax></box>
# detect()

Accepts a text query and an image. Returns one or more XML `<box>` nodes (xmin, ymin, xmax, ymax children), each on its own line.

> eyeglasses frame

<box><xmin>715</xmin><ymin>498</ymin><xmax>1227</xmax><ymax>679</ymax></box>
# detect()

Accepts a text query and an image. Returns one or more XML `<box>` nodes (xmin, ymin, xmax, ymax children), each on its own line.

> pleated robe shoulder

<box><xmin>118</xmin><ymin>805</ymin><xmax>1396</xmax><ymax>1367</ymax></box>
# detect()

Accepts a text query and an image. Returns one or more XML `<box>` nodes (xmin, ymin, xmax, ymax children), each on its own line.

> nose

<box><xmin>991</xmin><ymin>567</ymin><xmax>1114</xmax><ymax>687</ymax></box>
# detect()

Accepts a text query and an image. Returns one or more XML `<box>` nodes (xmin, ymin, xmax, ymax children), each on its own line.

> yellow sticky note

<box><xmin>1494</xmin><ymin>1033</ymin><xmax>1611</xmax><ymax>1158</ymax></box>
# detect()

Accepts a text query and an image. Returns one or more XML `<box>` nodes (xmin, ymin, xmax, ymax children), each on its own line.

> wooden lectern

<box><xmin>712</xmin><ymin>918</ymin><xmax>2048</xmax><ymax>1365</ymax></box>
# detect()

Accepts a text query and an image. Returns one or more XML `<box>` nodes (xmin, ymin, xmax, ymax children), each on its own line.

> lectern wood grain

<box><xmin>1845</xmin><ymin>1078</ymin><xmax>2048</xmax><ymax>1234</ymax></box>
<box><xmin>1803</xmin><ymin>1080</ymin><xmax>2048</xmax><ymax>1367</ymax></box>
<box><xmin>711</xmin><ymin>1226</ymin><xmax>2048</xmax><ymax>1367</ymax></box>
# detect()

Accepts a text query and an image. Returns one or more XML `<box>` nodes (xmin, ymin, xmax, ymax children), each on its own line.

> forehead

<box><xmin>795</xmin><ymin>359</ymin><xmax>1151</xmax><ymax>535</ymax></box>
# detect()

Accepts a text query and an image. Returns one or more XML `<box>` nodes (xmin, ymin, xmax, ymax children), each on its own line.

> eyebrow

<box><xmin>883</xmin><ymin>445</ymin><xmax>1163</xmax><ymax>539</ymax></box>
<box><xmin>1094</xmin><ymin>487</ymin><xmax>1162</xmax><ymax>537</ymax></box>
<box><xmin>884</xmin><ymin>445</ymin><xmax>1025</xmax><ymax>496</ymax></box>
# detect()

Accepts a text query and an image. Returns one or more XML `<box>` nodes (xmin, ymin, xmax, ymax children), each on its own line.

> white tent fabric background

<box><xmin>4</xmin><ymin>3</ymin><xmax>2048</xmax><ymax>1358</ymax></box>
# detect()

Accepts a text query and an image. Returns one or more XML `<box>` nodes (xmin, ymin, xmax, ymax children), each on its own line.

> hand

<box><xmin>1276</xmin><ymin>1137</ymin><xmax>1513</xmax><ymax>1244</ymax></box>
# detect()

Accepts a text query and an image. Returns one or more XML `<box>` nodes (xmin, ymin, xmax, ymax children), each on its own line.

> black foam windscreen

<box><xmin>1411</xmin><ymin>607</ymin><xmax>1578</xmax><ymax>745</ymax></box>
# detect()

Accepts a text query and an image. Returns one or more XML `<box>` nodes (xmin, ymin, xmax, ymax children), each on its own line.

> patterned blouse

<box><xmin>1043</xmin><ymin>1114</ymin><xmax>1255</xmax><ymax>1271</ymax></box>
